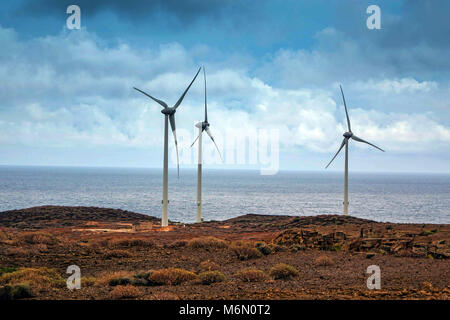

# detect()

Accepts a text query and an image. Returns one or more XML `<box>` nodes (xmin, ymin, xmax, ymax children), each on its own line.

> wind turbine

<box><xmin>191</xmin><ymin>67</ymin><xmax>222</xmax><ymax>223</ymax></box>
<box><xmin>134</xmin><ymin>67</ymin><xmax>201</xmax><ymax>227</ymax></box>
<box><xmin>325</xmin><ymin>85</ymin><xmax>385</xmax><ymax>216</ymax></box>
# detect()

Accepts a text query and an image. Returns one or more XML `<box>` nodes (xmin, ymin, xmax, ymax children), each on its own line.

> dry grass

<box><xmin>269</xmin><ymin>263</ymin><xmax>299</xmax><ymax>280</ymax></box>
<box><xmin>81</xmin><ymin>276</ymin><xmax>96</xmax><ymax>287</ymax></box>
<box><xmin>167</xmin><ymin>240</ymin><xmax>187</xmax><ymax>248</ymax></box>
<box><xmin>314</xmin><ymin>255</ymin><xmax>335</xmax><ymax>267</ymax></box>
<box><xmin>34</xmin><ymin>244</ymin><xmax>49</xmax><ymax>253</ymax></box>
<box><xmin>149</xmin><ymin>268</ymin><xmax>197</xmax><ymax>285</ymax></box>
<box><xmin>187</xmin><ymin>237</ymin><xmax>228</xmax><ymax>249</ymax></box>
<box><xmin>0</xmin><ymin>230</ymin><xmax>11</xmax><ymax>243</ymax></box>
<box><xmin>149</xmin><ymin>292</ymin><xmax>179</xmax><ymax>300</ymax></box>
<box><xmin>197</xmin><ymin>271</ymin><xmax>226</xmax><ymax>285</ymax></box>
<box><xmin>199</xmin><ymin>260</ymin><xmax>220</xmax><ymax>271</ymax></box>
<box><xmin>230</xmin><ymin>242</ymin><xmax>263</xmax><ymax>260</ymax></box>
<box><xmin>95</xmin><ymin>271</ymin><xmax>134</xmax><ymax>286</ymax></box>
<box><xmin>110</xmin><ymin>285</ymin><xmax>141</xmax><ymax>299</ymax></box>
<box><xmin>107</xmin><ymin>238</ymin><xmax>155</xmax><ymax>248</ymax></box>
<box><xmin>235</xmin><ymin>268</ymin><xmax>267</xmax><ymax>282</ymax></box>
<box><xmin>103</xmin><ymin>249</ymin><xmax>132</xmax><ymax>259</ymax></box>
<box><xmin>0</xmin><ymin>267</ymin><xmax>65</xmax><ymax>290</ymax></box>
<box><xmin>17</xmin><ymin>232</ymin><xmax>58</xmax><ymax>245</ymax></box>
<box><xmin>5</xmin><ymin>247</ymin><xmax>30</xmax><ymax>257</ymax></box>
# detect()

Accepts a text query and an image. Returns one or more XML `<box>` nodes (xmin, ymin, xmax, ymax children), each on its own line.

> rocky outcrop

<box><xmin>272</xmin><ymin>227</ymin><xmax>449</xmax><ymax>259</ymax></box>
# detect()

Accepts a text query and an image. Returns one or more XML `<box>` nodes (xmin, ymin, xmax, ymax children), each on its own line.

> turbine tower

<box><xmin>134</xmin><ymin>67</ymin><xmax>201</xmax><ymax>227</ymax></box>
<box><xmin>191</xmin><ymin>67</ymin><xmax>222</xmax><ymax>223</ymax></box>
<box><xmin>325</xmin><ymin>85</ymin><xmax>385</xmax><ymax>215</ymax></box>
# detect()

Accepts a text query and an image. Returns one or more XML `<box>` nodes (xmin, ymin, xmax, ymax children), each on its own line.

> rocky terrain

<box><xmin>0</xmin><ymin>206</ymin><xmax>448</xmax><ymax>300</ymax></box>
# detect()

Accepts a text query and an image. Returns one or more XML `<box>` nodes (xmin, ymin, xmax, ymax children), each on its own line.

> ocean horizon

<box><xmin>1</xmin><ymin>165</ymin><xmax>449</xmax><ymax>224</ymax></box>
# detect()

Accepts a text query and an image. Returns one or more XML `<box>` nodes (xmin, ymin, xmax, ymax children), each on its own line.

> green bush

<box><xmin>198</xmin><ymin>271</ymin><xmax>226</xmax><ymax>285</ymax></box>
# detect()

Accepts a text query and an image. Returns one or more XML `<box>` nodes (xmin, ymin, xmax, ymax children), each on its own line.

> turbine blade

<box><xmin>173</xmin><ymin>67</ymin><xmax>201</xmax><ymax>109</ymax></box>
<box><xmin>190</xmin><ymin>132</ymin><xmax>201</xmax><ymax>147</ymax></box>
<box><xmin>169</xmin><ymin>114</ymin><xmax>180</xmax><ymax>178</ymax></box>
<box><xmin>133</xmin><ymin>87</ymin><xmax>168</xmax><ymax>109</ymax></box>
<box><xmin>351</xmin><ymin>135</ymin><xmax>385</xmax><ymax>152</ymax></box>
<box><xmin>205</xmin><ymin>127</ymin><xmax>223</xmax><ymax>161</ymax></box>
<box><xmin>340</xmin><ymin>85</ymin><xmax>351</xmax><ymax>132</ymax></box>
<box><xmin>325</xmin><ymin>138</ymin><xmax>347</xmax><ymax>169</ymax></box>
<box><xmin>203</xmin><ymin>67</ymin><xmax>208</xmax><ymax>123</ymax></box>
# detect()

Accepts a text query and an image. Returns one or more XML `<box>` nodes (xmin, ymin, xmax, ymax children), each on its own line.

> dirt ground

<box><xmin>0</xmin><ymin>206</ymin><xmax>448</xmax><ymax>300</ymax></box>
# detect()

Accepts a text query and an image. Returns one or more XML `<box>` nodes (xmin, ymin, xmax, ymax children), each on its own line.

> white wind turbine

<box><xmin>191</xmin><ymin>67</ymin><xmax>222</xmax><ymax>223</ymax></box>
<box><xmin>134</xmin><ymin>67</ymin><xmax>201</xmax><ymax>227</ymax></box>
<box><xmin>325</xmin><ymin>85</ymin><xmax>385</xmax><ymax>215</ymax></box>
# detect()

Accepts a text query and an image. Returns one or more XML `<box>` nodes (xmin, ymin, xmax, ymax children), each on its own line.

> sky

<box><xmin>0</xmin><ymin>0</ymin><xmax>449</xmax><ymax>173</ymax></box>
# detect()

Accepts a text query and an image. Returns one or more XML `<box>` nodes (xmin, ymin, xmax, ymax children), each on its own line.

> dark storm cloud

<box><xmin>385</xmin><ymin>0</ymin><xmax>450</xmax><ymax>48</ymax></box>
<box><xmin>334</xmin><ymin>0</ymin><xmax>450</xmax><ymax>49</ymax></box>
<box><xmin>17</xmin><ymin>0</ymin><xmax>257</xmax><ymax>23</ymax></box>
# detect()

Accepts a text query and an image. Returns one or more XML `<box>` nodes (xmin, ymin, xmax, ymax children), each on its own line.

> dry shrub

<box><xmin>0</xmin><ymin>267</ymin><xmax>65</xmax><ymax>290</ymax></box>
<box><xmin>150</xmin><ymin>292</ymin><xmax>179</xmax><ymax>300</ymax></box>
<box><xmin>103</xmin><ymin>249</ymin><xmax>132</xmax><ymax>259</ymax></box>
<box><xmin>90</xmin><ymin>238</ymin><xmax>111</xmax><ymax>248</ymax></box>
<box><xmin>110</xmin><ymin>285</ymin><xmax>141</xmax><ymax>299</ymax></box>
<box><xmin>199</xmin><ymin>260</ymin><xmax>220</xmax><ymax>271</ymax></box>
<box><xmin>95</xmin><ymin>271</ymin><xmax>134</xmax><ymax>286</ymax></box>
<box><xmin>35</xmin><ymin>244</ymin><xmax>48</xmax><ymax>253</ymax></box>
<box><xmin>0</xmin><ymin>284</ymin><xmax>33</xmax><ymax>300</ymax></box>
<box><xmin>269</xmin><ymin>263</ymin><xmax>299</xmax><ymax>280</ymax></box>
<box><xmin>18</xmin><ymin>232</ymin><xmax>57</xmax><ymax>245</ymax></box>
<box><xmin>314</xmin><ymin>255</ymin><xmax>335</xmax><ymax>267</ymax></box>
<box><xmin>149</xmin><ymin>268</ymin><xmax>197</xmax><ymax>286</ymax></box>
<box><xmin>187</xmin><ymin>237</ymin><xmax>228</xmax><ymax>249</ymax></box>
<box><xmin>109</xmin><ymin>238</ymin><xmax>155</xmax><ymax>248</ymax></box>
<box><xmin>256</xmin><ymin>242</ymin><xmax>273</xmax><ymax>256</ymax></box>
<box><xmin>235</xmin><ymin>269</ymin><xmax>267</xmax><ymax>282</ymax></box>
<box><xmin>230</xmin><ymin>242</ymin><xmax>262</xmax><ymax>260</ymax></box>
<box><xmin>198</xmin><ymin>271</ymin><xmax>226</xmax><ymax>285</ymax></box>
<box><xmin>0</xmin><ymin>267</ymin><xmax>17</xmax><ymax>276</ymax></box>
<box><xmin>167</xmin><ymin>240</ymin><xmax>187</xmax><ymax>248</ymax></box>
<box><xmin>82</xmin><ymin>277</ymin><xmax>96</xmax><ymax>287</ymax></box>
<box><xmin>5</xmin><ymin>247</ymin><xmax>29</xmax><ymax>257</ymax></box>
<box><xmin>0</xmin><ymin>230</ymin><xmax>10</xmax><ymax>243</ymax></box>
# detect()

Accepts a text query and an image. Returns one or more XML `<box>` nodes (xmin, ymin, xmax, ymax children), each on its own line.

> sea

<box><xmin>0</xmin><ymin>166</ymin><xmax>449</xmax><ymax>224</ymax></box>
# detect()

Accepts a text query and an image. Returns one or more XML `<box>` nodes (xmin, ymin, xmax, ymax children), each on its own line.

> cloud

<box><xmin>0</xmin><ymin>24</ymin><xmax>449</xmax><ymax>171</ymax></box>
<box><xmin>352</xmin><ymin>78</ymin><xmax>438</xmax><ymax>94</ymax></box>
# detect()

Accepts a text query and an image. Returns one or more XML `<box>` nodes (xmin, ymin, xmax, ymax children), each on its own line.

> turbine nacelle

<box><xmin>161</xmin><ymin>108</ymin><xmax>176</xmax><ymax>115</ymax></box>
<box><xmin>195</xmin><ymin>121</ymin><xmax>209</xmax><ymax>130</ymax></box>
<box><xmin>343</xmin><ymin>131</ymin><xmax>353</xmax><ymax>138</ymax></box>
